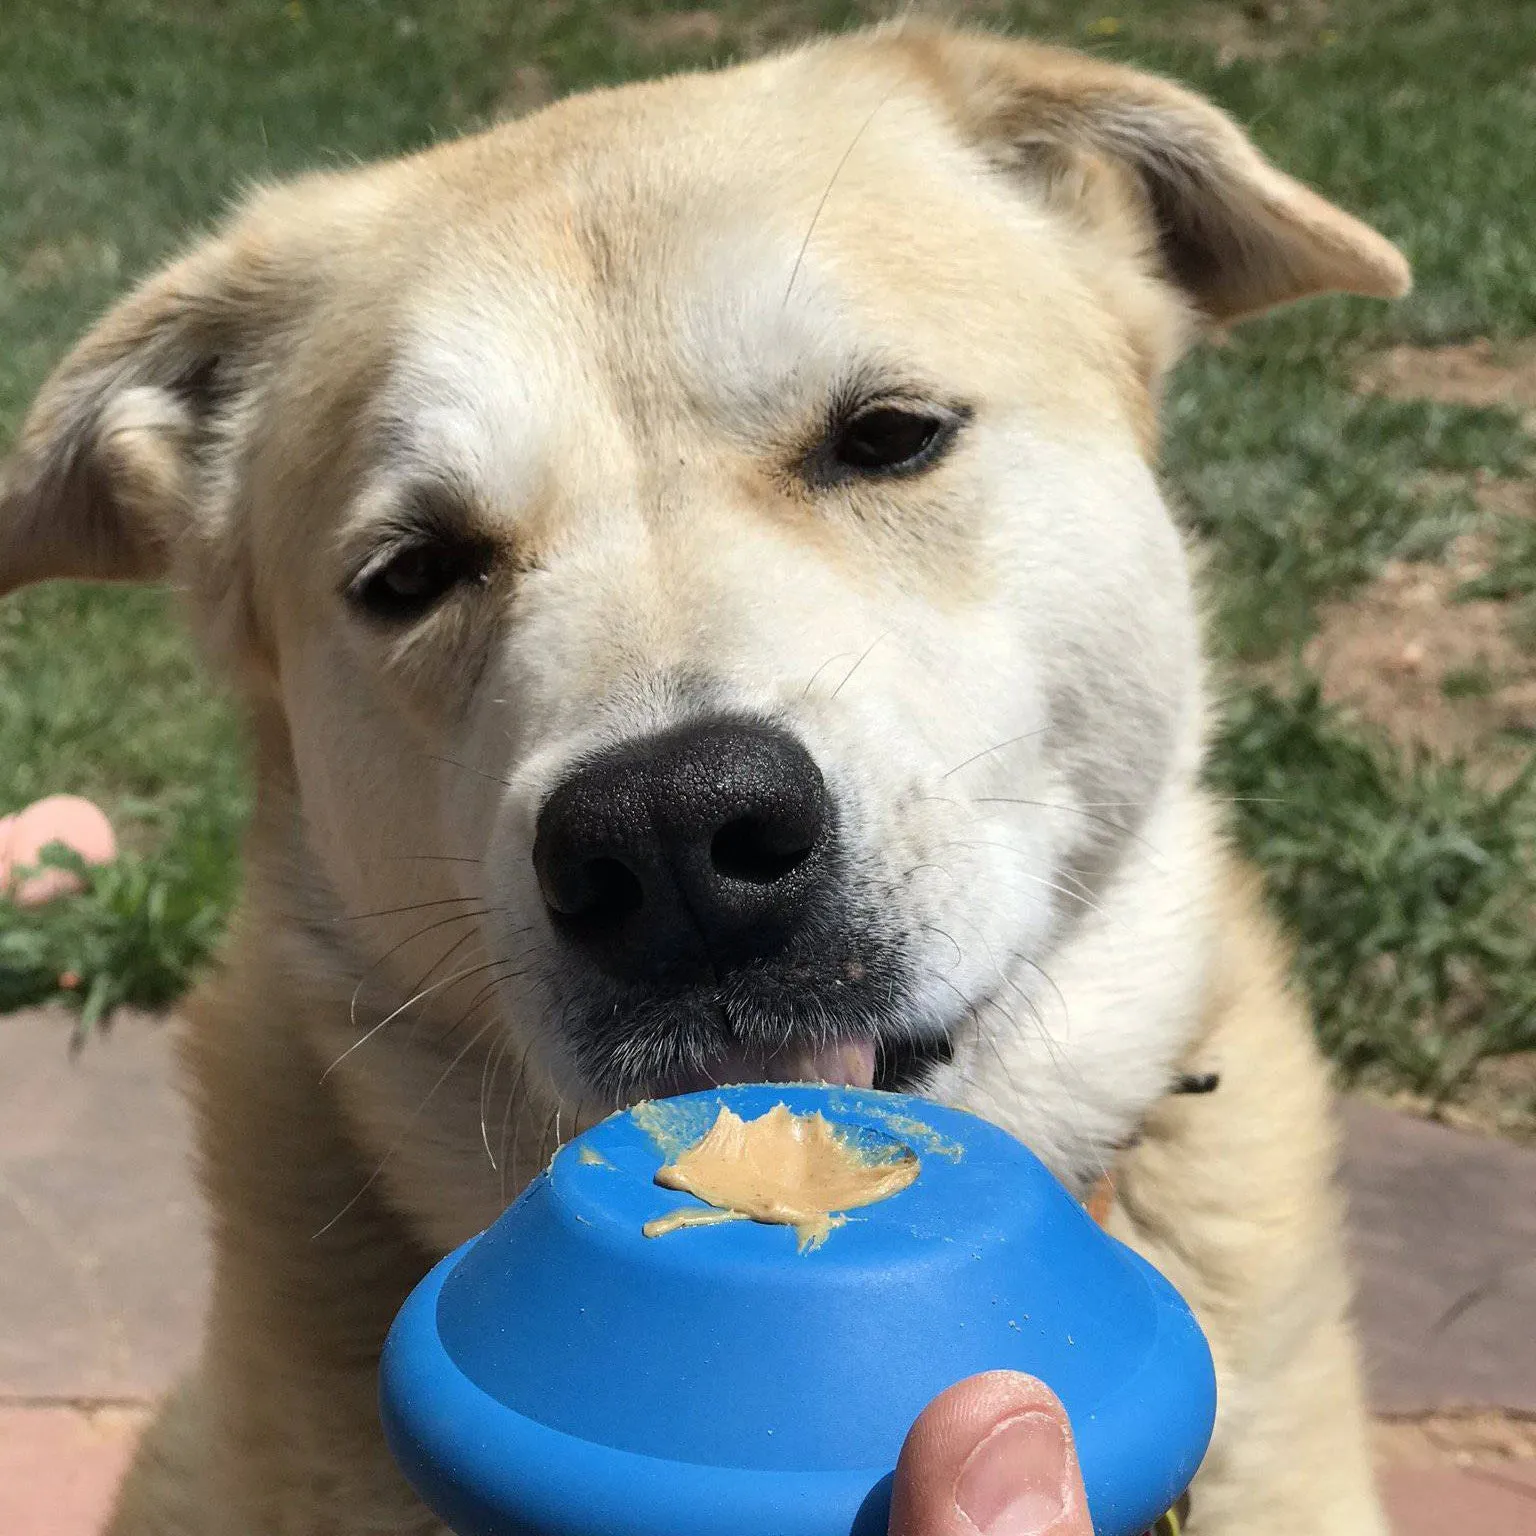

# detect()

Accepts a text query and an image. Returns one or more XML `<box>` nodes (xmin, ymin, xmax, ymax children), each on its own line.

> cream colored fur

<box><xmin>0</xmin><ymin>25</ymin><xmax>1403</xmax><ymax>1535</ymax></box>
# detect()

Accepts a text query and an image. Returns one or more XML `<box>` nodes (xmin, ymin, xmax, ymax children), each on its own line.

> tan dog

<box><xmin>0</xmin><ymin>25</ymin><xmax>1406</xmax><ymax>1535</ymax></box>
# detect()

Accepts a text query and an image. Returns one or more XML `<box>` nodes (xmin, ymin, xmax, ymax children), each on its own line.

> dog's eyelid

<box><xmin>343</xmin><ymin>536</ymin><xmax>412</xmax><ymax>596</ymax></box>
<box><xmin>828</xmin><ymin>367</ymin><xmax>968</xmax><ymax>421</ymax></box>
<box><xmin>338</xmin><ymin>500</ymin><xmax>501</xmax><ymax>626</ymax></box>
<box><xmin>337</xmin><ymin>481</ymin><xmax>492</xmax><ymax>591</ymax></box>
<box><xmin>849</xmin><ymin>386</ymin><xmax>962</xmax><ymax>413</ymax></box>
<box><xmin>800</xmin><ymin>391</ymin><xmax>972</xmax><ymax>487</ymax></box>
<box><xmin>847</xmin><ymin>395</ymin><xmax>972</xmax><ymax>431</ymax></box>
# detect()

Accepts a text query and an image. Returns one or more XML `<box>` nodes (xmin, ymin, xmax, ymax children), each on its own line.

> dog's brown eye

<box><xmin>815</xmin><ymin>403</ymin><xmax>965</xmax><ymax>485</ymax></box>
<box><xmin>835</xmin><ymin>408</ymin><xmax>943</xmax><ymax>471</ymax></box>
<box><xmin>347</xmin><ymin>537</ymin><xmax>492</xmax><ymax>623</ymax></box>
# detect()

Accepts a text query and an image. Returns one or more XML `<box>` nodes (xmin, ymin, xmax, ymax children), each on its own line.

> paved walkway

<box><xmin>2</xmin><ymin>1009</ymin><xmax>1533</xmax><ymax>1534</ymax></box>
<box><xmin>1343</xmin><ymin>1099</ymin><xmax>1536</xmax><ymax>1416</ymax></box>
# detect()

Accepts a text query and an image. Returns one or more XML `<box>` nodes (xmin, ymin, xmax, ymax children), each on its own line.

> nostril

<box><xmin>710</xmin><ymin>816</ymin><xmax>815</xmax><ymax>886</ymax></box>
<box><xmin>551</xmin><ymin>856</ymin><xmax>645</xmax><ymax>927</ymax></box>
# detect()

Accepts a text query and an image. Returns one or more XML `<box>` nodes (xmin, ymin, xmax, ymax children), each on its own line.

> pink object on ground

<box><xmin>0</xmin><ymin>795</ymin><xmax>117</xmax><ymax>907</ymax></box>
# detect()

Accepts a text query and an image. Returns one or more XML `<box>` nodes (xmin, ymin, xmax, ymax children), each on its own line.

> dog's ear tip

<box><xmin>1348</xmin><ymin>242</ymin><xmax>1411</xmax><ymax>303</ymax></box>
<box><xmin>929</xmin><ymin>29</ymin><xmax>1409</xmax><ymax>324</ymax></box>
<box><xmin>1375</xmin><ymin>245</ymin><xmax>1414</xmax><ymax>301</ymax></box>
<box><xmin>1270</xmin><ymin>172</ymin><xmax>1412</xmax><ymax>300</ymax></box>
<box><xmin>1201</xmin><ymin>200</ymin><xmax>1412</xmax><ymax>323</ymax></box>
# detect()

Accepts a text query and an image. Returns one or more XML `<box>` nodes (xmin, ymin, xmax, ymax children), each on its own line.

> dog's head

<box><xmin>1</xmin><ymin>29</ymin><xmax>1405</xmax><ymax>1199</ymax></box>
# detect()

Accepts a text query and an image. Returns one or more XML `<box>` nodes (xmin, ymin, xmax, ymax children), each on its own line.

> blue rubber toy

<box><xmin>380</xmin><ymin>1084</ymin><xmax>1215</xmax><ymax>1536</ymax></box>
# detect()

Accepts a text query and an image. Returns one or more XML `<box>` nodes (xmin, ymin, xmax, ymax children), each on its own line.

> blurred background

<box><xmin>0</xmin><ymin>2</ymin><xmax>1532</xmax><ymax>1533</ymax></box>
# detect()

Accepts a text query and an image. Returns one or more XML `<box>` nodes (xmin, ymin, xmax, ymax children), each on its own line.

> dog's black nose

<box><xmin>533</xmin><ymin>719</ymin><xmax>829</xmax><ymax>983</ymax></box>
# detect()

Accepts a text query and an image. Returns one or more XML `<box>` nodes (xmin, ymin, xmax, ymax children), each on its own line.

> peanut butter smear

<box><xmin>641</xmin><ymin>1104</ymin><xmax>920</xmax><ymax>1251</ymax></box>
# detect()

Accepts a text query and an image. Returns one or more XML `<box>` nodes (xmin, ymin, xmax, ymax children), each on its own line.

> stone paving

<box><xmin>1343</xmin><ymin>1100</ymin><xmax>1536</xmax><ymax>1416</ymax></box>
<box><xmin>2</xmin><ymin>1008</ymin><xmax>1533</xmax><ymax>1535</ymax></box>
<box><xmin>0</xmin><ymin>1011</ymin><xmax>205</xmax><ymax>1404</ymax></box>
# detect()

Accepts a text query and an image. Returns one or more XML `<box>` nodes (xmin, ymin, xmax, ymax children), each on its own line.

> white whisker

<box><xmin>326</xmin><ymin>952</ymin><xmax>505</xmax><ymax>1083</ymax></box>
<box><xmin>313</xmin><ymin>1007</ymin><xmax>503</xmax><ymax>1239</ymax></box>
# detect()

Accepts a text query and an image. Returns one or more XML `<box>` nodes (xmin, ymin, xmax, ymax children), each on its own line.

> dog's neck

<box><xmin>926</xmin><ymin>774</ymin><xmax>1222</xmax><ymax>1195</ymax></box>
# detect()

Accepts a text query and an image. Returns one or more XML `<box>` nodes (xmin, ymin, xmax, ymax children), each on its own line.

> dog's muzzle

<box><xmin>531</xmin><ymin>716</ymin><xmax>943</xmax><ymax>1098</ymax></box>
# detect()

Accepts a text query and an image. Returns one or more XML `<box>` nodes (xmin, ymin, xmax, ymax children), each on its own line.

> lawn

<box><xmin>3</xmin><ymin>0</ymin><xmax>1534</xmax><ymax>1116</ymax></box>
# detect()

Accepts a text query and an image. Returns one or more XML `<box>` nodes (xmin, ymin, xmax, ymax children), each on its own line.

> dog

<box><xmin>0</xmin><ymin>24</ymin><xmax>1408</xmax><ymax>1534</ymax></box>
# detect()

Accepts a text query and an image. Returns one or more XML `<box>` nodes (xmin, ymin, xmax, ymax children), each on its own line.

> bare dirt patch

<box><xmin>1470</xmin><ymin>476</ymin><xmax>1536</xmax><ymax>520</ymax></box>
<box><xmin>1304</xmin><ymin>503</ymin><xmax>1536</xmax><ymax>780</ymax></box>
<box><xmin>617</xmin><ymin>8</ymin><xmax>726</xmax><ymax>50</ymax></box>
<box><xmin>1455</xmin><ymin>1050</ymin><xmax>1536</xmax><ymax>1140</ymax></box>
<box><xmin>496</xmin><ymin>63</ymin><xmax>557</xmax><ymax>119</ymax></box>
<box><xmin>1141</xmin><ymin>0</ymin><xmax>1335</xmax><ymax>65</ymax></box>
<box><xmin>16</xmin><ymin>235</ymin><xmax>121</xmax><ymax>292</ymax></box>
<box><xmin>1323</xmin><ymin>339</ymin><xmax>1536</xmax><ymax>781</ymax></box>
<box><xmin>1361</xmin><ymin>1052</ymin><xmax>1536</xmax><ymax>1143</ymax></box>
<box><xmin>1356</xmin><ymin>338</ymin><xmax>1536</xmax><ymax>425</ymax></box>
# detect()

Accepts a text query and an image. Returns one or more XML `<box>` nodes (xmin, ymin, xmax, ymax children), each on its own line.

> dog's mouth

<box><xmin>649</xmin><ymin>1032</ymin><xmax>953</xmax><ymax>1099</ymax></box>
<box><xmin>548</xmin><ymin>874</ymin><xmax>961</xmax><ymax>1104</ymax></box>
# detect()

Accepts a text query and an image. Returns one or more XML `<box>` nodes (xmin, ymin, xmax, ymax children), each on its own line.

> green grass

<box><xmin>3</xmin><ymin>0</ymin><xmax>1535</xmax><ymax>1102</ymax></box>
<box><xmin>1442</xmin><ymin>663</ymin><xmax>1498</xmax><ymax>702</ymax></box>
<box><xmin>1211</xmin><ymin>682</ymin><xmax>1536</xmax><ymax>1097</ymax></box>
<box><xmin>1458</xmin><ymin>511</ymin><xmax>1536</xmax><ymax>647</ymax></box>
<box><xmin>0</xmin><ymin>815</ymin><xmax>240</xmax><ymax>1041</ymax></box>
<box><xmin>0</xmin><ymin>585</ymin><xmax>246</xmax><ymax>1040</ymax></box>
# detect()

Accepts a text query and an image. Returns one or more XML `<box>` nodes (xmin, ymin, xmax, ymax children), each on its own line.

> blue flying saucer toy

<box><xmin>380</xmin><ymin>1084</ymin><xmax>1215</xmax><ymax>1536</ymax></box>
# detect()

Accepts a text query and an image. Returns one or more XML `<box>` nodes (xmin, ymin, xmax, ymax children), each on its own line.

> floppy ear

<box><xmin>0</xmin><ymin>226</ymin><xmax>288</xmax><ymax>598</ymax></box>
<box><xmin>923</xmin><ymin>30</ymin><xmax>1410</xmax><ymax>323</ymax></box>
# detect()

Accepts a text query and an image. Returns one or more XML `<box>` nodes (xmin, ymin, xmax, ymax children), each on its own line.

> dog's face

<box><xmin>2</xmin><ymin>30</ymin><xmax>1405</xmax><ymax>1203</ymax></box>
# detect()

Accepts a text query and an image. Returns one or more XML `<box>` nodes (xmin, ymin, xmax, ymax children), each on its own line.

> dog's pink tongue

<box><xmin>667</xmin><ymin>1038</ymin><xmax>877</xmax><ymax>1095</ymax></box>
<box><xmin>761</xmin><ymin>1038</ymin><xmax>876</xmax><ymax>1088</ymax></box>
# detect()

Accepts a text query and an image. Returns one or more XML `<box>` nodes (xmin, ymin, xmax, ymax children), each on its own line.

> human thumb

<box><xmin>887</xmin><ymin>1371</ymin><xmax>1092</xmax><ymax>1536</ymax></box>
